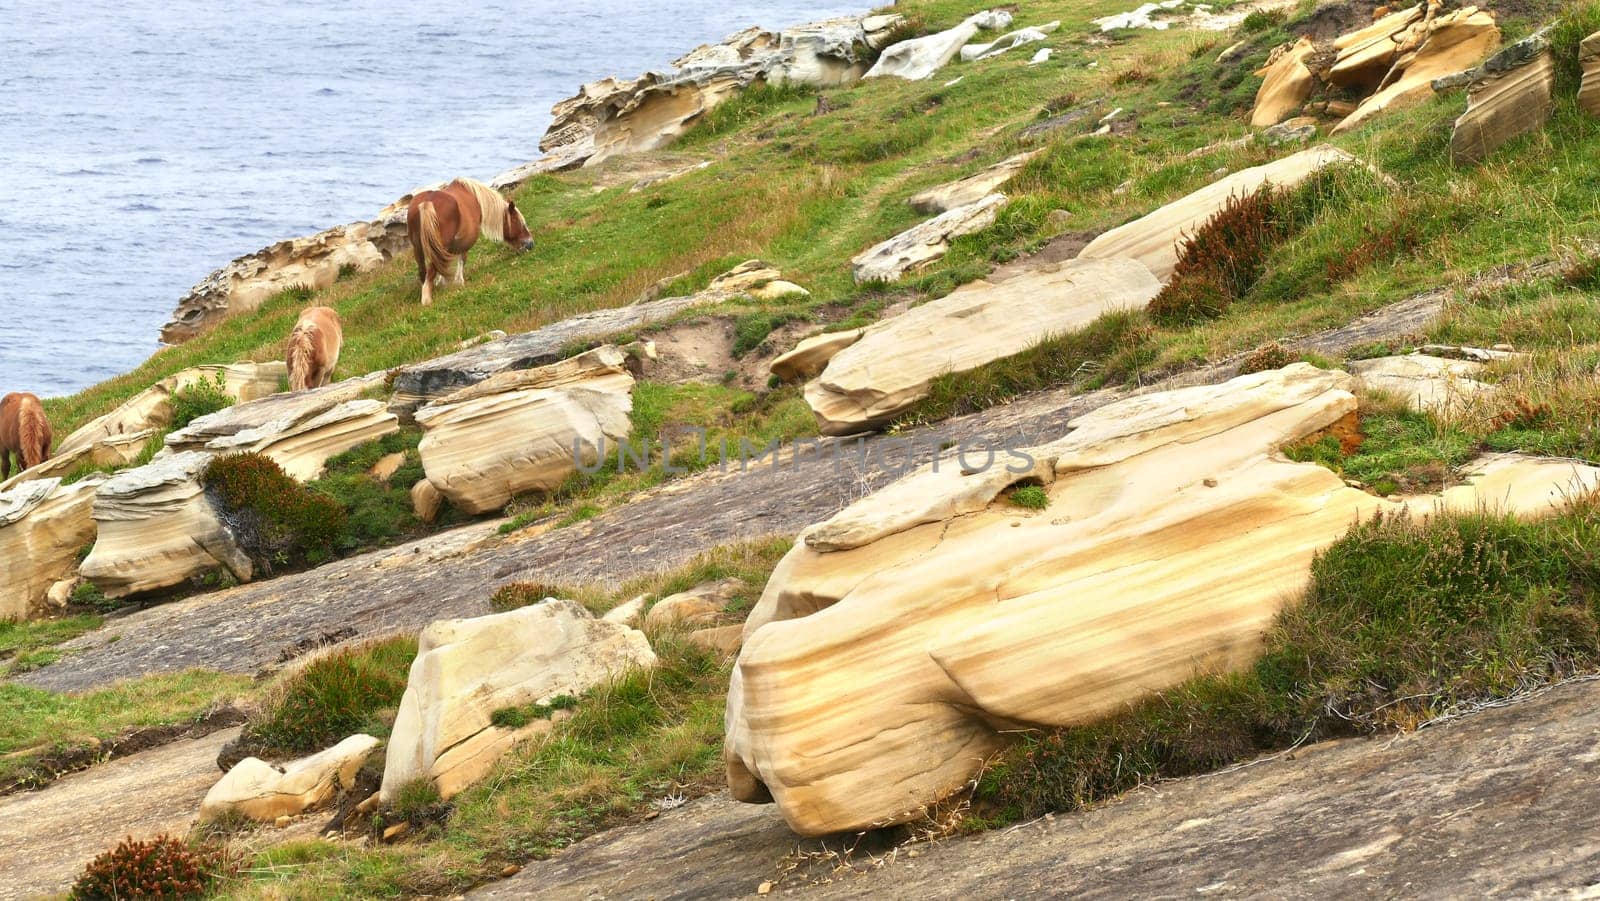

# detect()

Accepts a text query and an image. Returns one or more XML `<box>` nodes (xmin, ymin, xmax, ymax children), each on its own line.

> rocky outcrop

<box><xmin>1</xmin><ymin>362</ymin><xmax>287</xmax><ymax>492</ymax></box>
<box><xmin>1331</xmin><ymin>5</ymin><xmax>1502</xmax><ymax>136</ymax></box>
<box><xmin>727</xmin><ymin>365</ymin><xmax>1600</xmax><ymax>835</ymax></box>
<box><xmin>1446</xmin><ymin>32</ymin><xmax>1555</xmax><ymax>165</ymax></box>
<box><xmin>1581</xmin><ymin>32</ymin><xmax>1600</xmax><ymax>116</ymax></box>
<box><xmin>390</xmin><ymin>293</ymin><xmax>724</xmax><ymax>416</ymax></box>
<box><xmin>851</xmin><ymin>194</ymin><xmax>1008</xmax><ymax>283</ymax></box>
<box><xmin>1079</xmin><ymin>145</ymin><xmax>1361</xmax><ymax>283</ymax></box>
<box><xmin>706</xmin><ymin>260</ymin><xmax>808</xmax><ymax>300</ymax></box>
<box><xmin>161</xmin><ymin>216</ymin><xmax>410</xmax><ymax>344</ymax></box>
<box><xmin>0</xmin><ymin>476</ymin><xmax>102</xmax><ymax>621</ymax></box>
<box><xmin>769</xmin><ymin>330</ymin><xmax>863</xmax><ymax>383</ymax></box>
<box><xmin>1349</xmin><ymin>352</ymin><xmax>1493</xmax><ymax>415</ymax></box>
<box><xmin>809</xmin><ymin>258</ymin><xmax>1162</xmax><ymax>434</ymax></box>
<box><xmin>199</xmin><ymin>734</ymin><xmax>380</xmax><ymax>823</ymax></box>
<box><xmin>1251</xmin><ymin>37</ymin><xmax>1318</xmax><ymax>126</ymax></box>
<box><xmin>864</xmin><ymin>10</ymin><xmax>1013</xmax><ymax>81</ymax></box>
<box><xmin>540</xmin><ymin>15</ymin><xmax>905</xmax><ymax>168</ymax></box>
<box><xmin>414</xmin><ymin>347</ymin><xmax>634</xmax><ymax>516</ymax></box>
<box><xmin>78</xmin><ymin>452</ymin><xmax>252</xmax><ymax>599</ymax></box>
<box><xmin>1093</xmin><ymin>0</ymin><xmax>1185</xmax><ymax>31</ymax></box>
<box><xmin>909</xmin><ymin>152</ymin><xmax>1041</xmax><ymax>214</ymax></box>
<box><xmin>380</xmin><ymin>599</ymin><xmax>656</xmax><ymax>801</ymax></box>
<box><xmin>959</xmin><ymin>21</ymin><xmax>1059</xmax><ymax>63</ymax></box>
<box><xmin>161</xmin><ymin>374</ymin><xmax>395</xmax><ymax>482</ymax></box>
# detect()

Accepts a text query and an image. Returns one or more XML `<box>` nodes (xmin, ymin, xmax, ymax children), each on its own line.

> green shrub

<box><xmin>203</xmin><ymin>453</ymin><xmax>346</xmax><ymax>568</ymax></box>
<box><xmin>71</xmin><ymin>835</ymin><xmax>223</xmax><ymax>900</ymax></box>
<box><xmin>490</xmin><ymin>582</ymin><xmax>568</xmax><ymax>612</ymax></box>
<box><xmin>1237</xmin><ymin>341</ymin><xmax>1296</xmax><ymax>375</ymax></box>
<box><xmin>1150</xmin><ymin>187</ymin><xmax>1288</xmax><ymax>326</ymax></box>
<box><xmin>308</xmin><ymin>430</ymin><xmax>427</xmax><ymax>551</ymax></box>
<box><xmin>242</xmin><ymin>637</ymin><xmax>417</xmax><ymax>756</ymax></box>
<box><xmin>490</xmin><ymin>694</ymin><xmax>579</xmax><ymax>729</ymax></box>
<box><xmin>169</xmin><ymin>373</ymin><xmax>233</xmax><ymax>430</ymax></box>
<box><xmin>979</xmin><ymin>502</ymin><xmax>1600</xmax><ymax>820</ymax></box>
<box><xmin>1009</xmin><ymin>485</ymin><xmax>1050</xmax><ymax>510</ymax></box>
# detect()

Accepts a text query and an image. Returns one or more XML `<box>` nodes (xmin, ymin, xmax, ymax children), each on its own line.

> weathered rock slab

<box><xmin>769</xmin><ymin>330</ymin><xmax>863</xmax><ymax>383</ymax></box>
<box><xmin>908</xmin><ymin>151</ymin><xmax>1040</xmax><ymax>214</ymax></box>
<box><xmin>0</xmin><ymin>476</ymin><xmax>102</xmax><ymax>621</ymax></box>
<box><xmin>199</xmin><ymin>734</ymin><xmax>380</xmax><ymax>823</ymax></box>
<box><xmin>381</xmin><ymin>599</ymin><xmax>656</xmax><ymax>801</ymax></box>
<box><xmin>729</xmin><ymin>365</ymin><xmax>1600</xmax><ymax>835</ymax></box>
<box><xmin>1349</xmin><ymin>352</ymin><xmax>1492</xmax><ymax>415</ymax></box>
<box><xmin>1448</xmin><ymin>34</ymin><xmax>1555</xmax><ymax>166</ymax></box>
<box><xmin>851</xmin><ymin>194</ymin><xmax>1007</xmax><ymax>283</ymax></box>
<box><xmin>864</xmin><ymin>10</ymin><xmax>1012</xmax><ymax>81</ymax></box>
<box><xmin>1581</xmin><ymin>32</ymin><xmax>1600</xmax><ymax>117</ymax></box>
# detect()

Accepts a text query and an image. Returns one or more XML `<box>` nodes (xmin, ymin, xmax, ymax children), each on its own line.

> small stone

<box><xmin>354</xmin><ymin>791</ymin><xmax>382</xmax><ymax>815</ymax></box>
<box><xmin>1203</xmin><ymin>478</ymin><xmax>1218</xmax><ymax>488</ymax></box>
<box><xmin>274</xmin><ymin>815</ymin><xmax>292</xmax><ymax>829</ymax></box>
<box><xmin>1047</xmin><ymin>209</ymin><xmax>1073</xmax><ymax>227</ymax></box>
<box><xmin>501</xmin><ymin>865</ymin><xmax>522</xmax><ymax>878</ymax></box>
<box><xmin>758</xmin><ymin>882</ymin><xmax>774</xmax><ymax>895</ymax></box>
<box><xmin>383</xmin><ymin>822</ymin><xmax>410</xmax><ymax>841</ymax></box>
<box><xmin>410</xmin><ymin>478</ymin><xmax>443</xmax><ymax>524</ymax></box>
<box><xmin>369</xmin><ymin>452</ymin><xmax>406</xmax><ymax>482</ymax></box>
<box><xmin>1491</xmin><ymin>343</ymin><xmax>1514</xmax><ymax>352</ymax></box>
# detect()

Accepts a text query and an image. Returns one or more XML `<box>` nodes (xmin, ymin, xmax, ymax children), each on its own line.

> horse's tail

<box><xmin>287</xmin><ymin>321</ymin><xmax>318</xmax><ymax>392</ymax></box>
<box><xmin>417</xmin><ymin>201</ymin><xmax>454</xmax><ymax>275</ymax></box>
<box><xmin>18</xmin><ymin>397</ymin><xmax>51</xmax><ymax>469</ymax></box>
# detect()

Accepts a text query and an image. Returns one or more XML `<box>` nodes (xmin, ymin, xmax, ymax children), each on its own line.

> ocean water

<box><xmin>0</xmin><ymin>0</ymin><xmax>864</xmax><ymax>398</ymax></box>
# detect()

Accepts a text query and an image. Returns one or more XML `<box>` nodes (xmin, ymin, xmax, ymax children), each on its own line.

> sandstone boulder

<box><xmin>199</xmin><ymin>734</ymin><xmax>380</xmax><ymax>823</ymax></box>
<box><xmin>161</xmin><ymin>217</ymin><xmax>409</xmax><ymax>344</ymax></box>
<box><xmin>410</xmin><ymin>478</ymin><xmax>443</xmax><ymax>524</ymax></box>
<box><xmin>769</xmin><ymin>330</ymin><xmax>864</xmax><ymax>383</ymax></box>
<box><xmin>864</xmin><ymin>10</ymin><xmax>1013</xmax><ymax>81</ymax></box>
<box><xmin>1331</xmin><ymin>6</ymin><xmax>1501</xmax><ymax>136</ymax></box>
<box><xmin>162</xmin><ymin>375</ymin><xmax>396</xmax><ymax>482</ymax></box>
<box><xmin>959</xmin><ymin>21</ymin><xmax>1059</xmax><ymax>63</ymax></box>
<box><xmin>810</xmin><ymin>258</ymin><xmax>1162</xmax><ymax>434</ymax></box>
<box><xmin>1581</xmin><ymin>32</ymin><xmax>1600</xmax><ymax>117</ymax></box>
<box><xmin>1326</xmin><ymin>6</ymin><xmax>1426</xmax><ymax>90</ymax></box>
<box><xmin>0</xmin><ymin>477</ymin><xmax>102</xmax><ymax>621</ymax></box>
<box><xmin>644</xmin><ymin>579</ymin><xmax>744</xmax><ymax>630</ymax></box>
<box><xmin>380</xmin><ymin>599</ymin><xmax>657</xmax><ymax>801</ymax></box>
<box><xmin>78</xmin><ymin>452</ymin><xmax>252</xmax><ymax>599</ymax></box>
<box><xmin>414</xmin><ymin>347</ymin><xmax>634</xmax><ymax>515</ymax></box>
<box><xmin>1349</xmin><ymin>353</ymin><xmax>1492</xmax><ymax>415</ymax></box>
<box><xmin>706</xmin><ymin>260</ymin><xmax>809</xmax><ymax>300</ymax></box>
<box><xmin>602</xmin><ymin>594</ymin><xmax>647</xmax><ymax>627</ymax></box>
<box><xmin>1251</xmin><ymin>37</ymin><xmax>1318</xmax><ymax>126</ymax></box>
<box><xmin>909</xmin><ymin>151</ymin><xmax>1041</xmax><ymax>214</ymax></box>
<box><xmin>1079</xmin><ymin>145</ymin><xmax>1361</xmax><ymax>283</ymax></box>
<box><xmin>726</xmin><ymin>365</ymin><xmax>1600</xmax><ymax>835</ymax></box>
<box><xmin>852</xmin><ymin>194</ymin><xmax>1008</xmax><ymax>283</ymax></box>
<box><xmin>1093</xmin><ymin>0</ymin><xmax>1186</xmax><ymax>31</ymax></box>
<box><xmin>1447</xmin><ymin>33</ymin><xmax>1554</xmax><ymax>166</ymax></box>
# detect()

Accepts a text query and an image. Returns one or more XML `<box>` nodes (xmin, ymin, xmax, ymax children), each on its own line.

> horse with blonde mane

<box><xmin>286</xmin><ymin>306</ymin><xmax>343</xmax><ymax>391</ymax></box>
<box><xmin>406</xmin><ymin>177</ymin><xmax>534</xmax><ymax>305</ymax></box>
<box><xmin>0</xmin><ymin>392</ymin><xmax>53</xmax><ymax>479</ymax></box>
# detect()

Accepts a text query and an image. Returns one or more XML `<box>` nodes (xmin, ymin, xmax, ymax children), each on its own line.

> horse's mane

<box><xmin>455</xmin><ymin>177</ymin><xmax>509</xmax><ymax>243</ymax></box>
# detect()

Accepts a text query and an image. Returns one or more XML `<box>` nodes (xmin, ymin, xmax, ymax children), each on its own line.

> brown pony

<box><xmin>406</xmin><ymin>177</ymin><xmax>533</xmax><ymax>305</ymax></box>
<box><xmin>0</xmin><ymin>392</ymin><xmax>52</xmax><ymax>480</ymax></box>
<box><xmin>286</xmin><ymin>306</ymin><xmax>343</xmax><ymax>391</ymax></box>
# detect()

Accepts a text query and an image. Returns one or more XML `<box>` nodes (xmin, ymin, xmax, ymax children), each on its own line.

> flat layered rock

<box><xmin>958</xmin><ymin>21</ymin><xmax>1059</xmax><ymax>63</ymax></box>
<box><xmin>1349</xmin><ymin>352</ymin><xmax>1493</xmax><ymax>415</ymax></box>
<box><xmin>1251</xmin><ymin>36</ymin><xmax>1318</xmax><ymax>126</ymax></box>
<box><xmin>769</xmin><ymin>330</ymin><xmax>863</xmax><ymax>383</ymax></box>
<box><xmin>414</xmin><ymin>346</ymin><xmax>634</xmax><ymax>516</ymax></box>
<box><xmin>810</xmin><ymin>257</ymin><xmax>1161</xmax><ymax>435</ymax></box>
<box><xmin>1079</xmin><ymin>145</ymin><xmax>1361</xmax><ymax>283</ymax></box>
<box><xmin>78</xmin><ymin>451</ymin><xmax>253</xmax><ymax>599</ymax></box>
<box><xmin>851</xmin><ymin>193</ymin><xmax>1008</xmax><ymax>283</ymax></box>
<box><xmin>1581</xmin><ymin>31</ymin><xmax>1600</xmax><ymax>116</ymax></box>
<box><xmin>1331</xmin><ymin>7</ymin><xmax>1501</xmax><ymax>136</ymax></box>
<box><xmin>1448</xmin><ymin>33</ymin><xmax>1555</xmax><ymax>166</ymax></box>
<box><xmin>864</xmin><ymin>10</ymin><xmax>1012</xmax><ymax>81</ymax></box>
<box><xmin>380</xmin><ymin>599</ymin><xmax>655</xmax><ymax>801</ymax></box>
<box><xmin>0</xmin><ymin>476</ymin><xmax>102</xmax><ymax>621</ymax></box>
<box><xmin>728</xmin><ymin>365</ymin><xmax>1600</xmax><ymax>835</ymax></box>
<box><xmin>199</xmin><ymin>734</ymin><xmax>380</xmax><ymax>823</ymax></box>
<box><xmin>908</xmin><ymin>151</ymin><xmax>1040</xmax><ymax>214</ymax></box>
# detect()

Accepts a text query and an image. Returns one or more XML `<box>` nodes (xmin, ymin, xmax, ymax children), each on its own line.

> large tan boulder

<box><xmin>380</xmin><ymin>599</ymin><xmax>657</xmax><ymax>801</ymax></box>
<box><xmin>808</xmin><ymin>258</ymin><xmax>1160</xmax><ymax>435</ymax></box>
<box><xmin>769</xmin><ymin>330</ymin><xmax>864</xmax><ymax>383</ymax></box>
<box><xmin>1581</xmin><ymin>32</ymin><xmax>1600</xmax><ymax>117</ymax></box>
<box><xmin>1448</xmin><ymin>35</ymin><xmax>1555</xmax><ymax>166</ymax></box>
<box><xmin>1349</xmin><ymin>353</ymin><xmax>1493</xmax><ymax>415</ymax></box>
<box><xmin>78</xmin><ymin>452</ymin><xmax>252</xmax><ymax>599</ymax></box>
<box><xmin>726</xmin><ymin>365</ymin><xmax>1600</xmax><ymax>835</ymax></box>
<box><xmin>864</xmin><ymin>10</ymin><xmax>1012</xmax><ymax>81</ymax></box>
<box><xmin>1326</xmin><ymin>6</ymin><xmax>1426</xmax><ymax>90</ymax></box>
<box><xmin>909</xmin><ymin>151</ymin><xmax>1042</xmax><ymax>214</ymax></box>
<box><xmin>161</xmin><ymin>374</ymin><xmax>396</xmax><ymax>482</ymax></box>
<box><xmin>1332</xmin><ymin>6</ymin><xmax>1501</xmax><ymax>136</ymax></box>
<box><xmin>1079</xmin><ymin>145</ymin><xmax>1360</xmax><ymax>284</ymax></box>
<box><xmin>199</xmin><ymin>734</ymin><xmax>380</xmax><ymax>823</ymax></box>
<box><xmin>414</xmin><ymin>346</ymin><xmax>634</xmax><ymax>516</ymax></box>
<box><xmin>0</xmin><ymin>476</ymin><xmax>102</xmax><ymax>621</ymax></box>
<box><xmin>852</xmin><ymin>194</ymin><xmax>1009</xmax><ymax>284</ymax></box>
<box><xmin>644</xmin><ymin>579</ymin><xmax>745</xmax><ymax>630</ymax></box>
<box><xmin>1251</xmin><ymin>37</ymin><xmax>1319</xmax><ymax>127</ymax></box>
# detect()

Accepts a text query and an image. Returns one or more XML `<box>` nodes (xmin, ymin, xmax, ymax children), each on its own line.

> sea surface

<box><xmin>0</xmin><ymin>0</ymin><xmax>863</xmax><ymax>398</ymax></box>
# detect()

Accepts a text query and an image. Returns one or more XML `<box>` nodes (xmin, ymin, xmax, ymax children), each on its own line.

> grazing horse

<box><xmin>286</xmin><ymin>306</ymin><xmax>343</xmax><ymax>391</ymax></box>
<box><xmin>0</xmin><ymin>392</ymin><xmax>52</xmax><ymax>479</ymax></box>
<box><xmin>406</xmin><ymin>177</ymin><xmax>534</xmax><ymax>305</ymax></box>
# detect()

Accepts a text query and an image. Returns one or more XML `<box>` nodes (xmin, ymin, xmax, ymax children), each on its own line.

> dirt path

<box><xmin>20</xmin><ymin>292</ymin><xmax>1443</xmax><ymax>694</ymax></box>
<box><xmin>0</xmin><ymin>728</ymin><xmax>238</xmax><ymax>900</ymax></box>
<box><xmin>474</xmin><ymin>677</ymin><xmax>1600</xmax><ymax>900</ymax></box>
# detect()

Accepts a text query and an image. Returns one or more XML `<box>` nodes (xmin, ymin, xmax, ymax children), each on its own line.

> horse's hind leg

<box><xmin>420</xmin><ymin>263</ymin><xmax>435</xmax><ymax>306</ymax></box>
<box><xmin>452</xmin><ymin>257</ymin><xmax>465</xmax><ymax>286</ymax></box>
<box><xmin>1</xmin><ymin>450</ymin><xmax>11</xmax><ymax>481</ymax></box>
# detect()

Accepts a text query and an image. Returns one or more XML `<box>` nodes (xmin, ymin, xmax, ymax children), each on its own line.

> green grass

<box><xmin>1285</xmin><ymin>398</ymin><xmax>1479</xmax><ymax>496</ymax></box>
<box><xmin>978</xmin><ymin>497</ymin><xmax>1600</xmax><ymax>820</ymax></box>
<box><xmin>0</xmin><ymin>615</ymin><xmax>102</xmax><ymax>677</ymax></box>
<box><xmin>490</xmin><ymin>694</ymin><xmax>578</xmax><ymax>729</ymax></box>
<box><xmin>1008</xmin><ymin>485</ymin><xmax>1050</xmax><ymax>510</ymax></box>
<box><xmin>239</xmin><ymin>637</ymin><xmax>418</xmax><ymax>758</ymax></box>
<box><xmin>307</xmin><ymin>429</ymin><xmax>437</xmax><ymax>552</ymax></box>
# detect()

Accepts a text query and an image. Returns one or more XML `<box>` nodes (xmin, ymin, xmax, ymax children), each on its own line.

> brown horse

<box><xmin>406</xmin><ymin>177</ymin><xmax>534</xmax><ymax>305</ymax></box>
<box><xmin>286</xmin><ymin>306</ymin><xmax>343</xmax><ymax>391</ymax></box>
<box><xmin>0</xmin><ymin>392</ymin><xmax>52</xmax><ymax>479</ymax></box>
